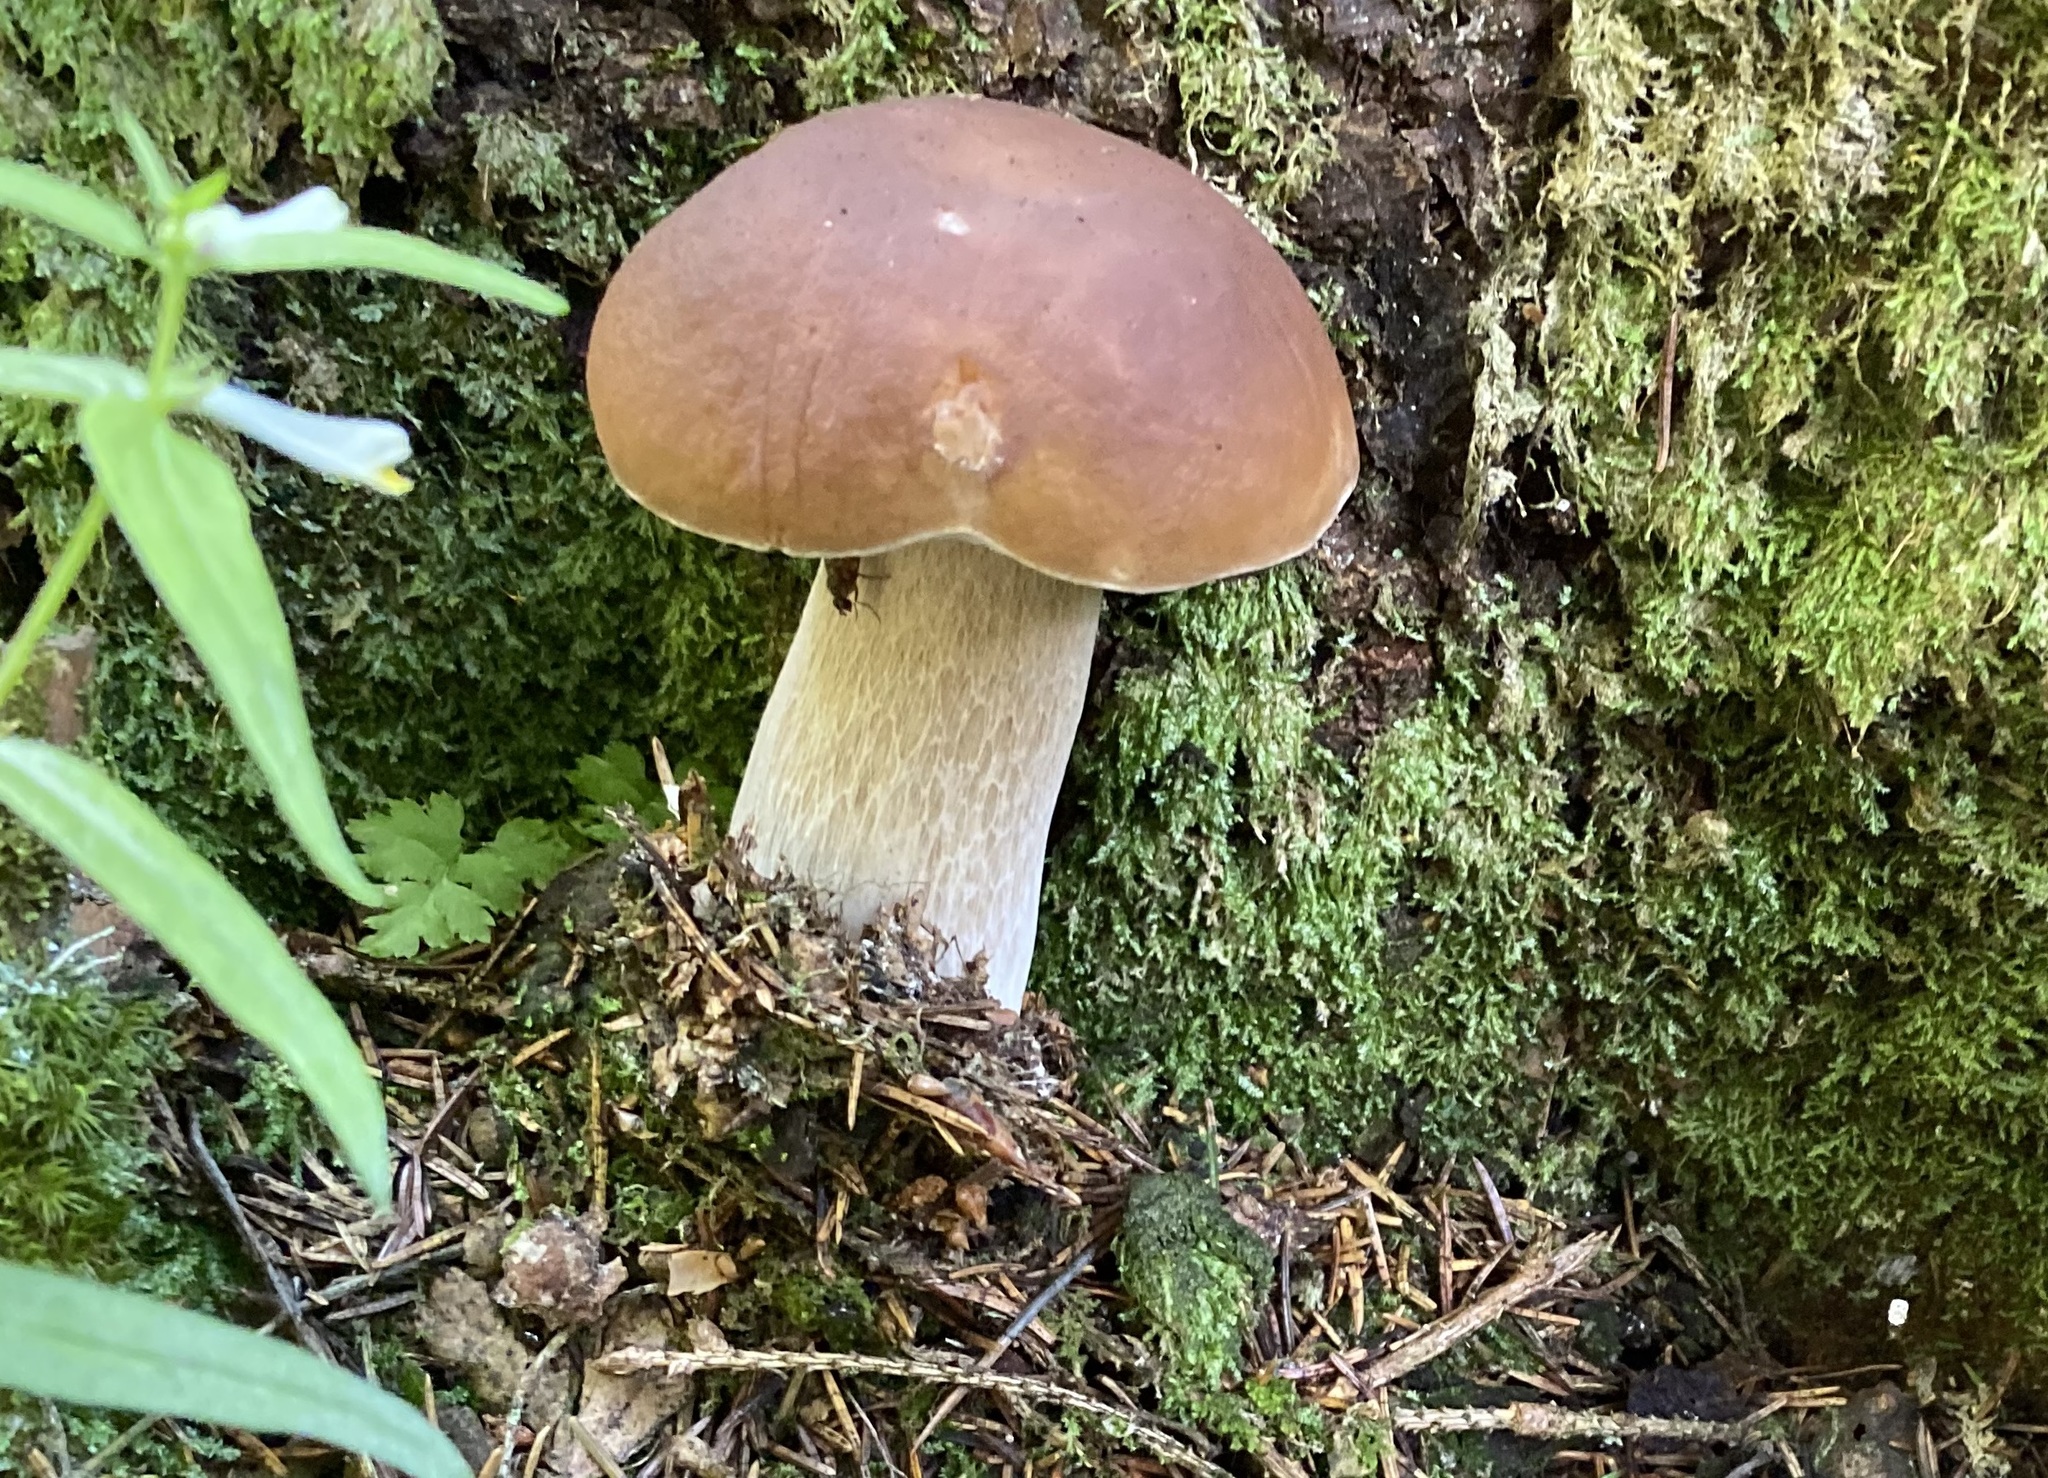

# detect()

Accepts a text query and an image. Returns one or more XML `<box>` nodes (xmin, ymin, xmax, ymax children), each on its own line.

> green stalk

<box><xmin>145</xmin><ymin>261</ymin><xmax>191</xmax><ymax>401</ymax></box>
<box><xmin>0</xmin><ymin>260</ymin><xmax>188</xmax><ymax>709</ymax></box>
<box><xmin>0</xmin><ymin>490</ymin><xmax>111</xmax><ymax>708</ymax></box>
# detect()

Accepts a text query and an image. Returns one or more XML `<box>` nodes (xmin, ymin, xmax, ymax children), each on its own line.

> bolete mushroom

<box><xmin>586</xmin><ymin>95</ymin><xmax>1356</xmax><ymax>1008</ymax></box>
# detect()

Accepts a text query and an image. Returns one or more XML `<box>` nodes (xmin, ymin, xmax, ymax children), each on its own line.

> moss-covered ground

<box><xmin>9</xmin><ymin>0</ymin><xmax>2048</xmax><ymax>1390</ymax></box>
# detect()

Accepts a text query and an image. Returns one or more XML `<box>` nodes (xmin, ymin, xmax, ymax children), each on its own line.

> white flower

<box><xmin>185</xmin><ymin>186</ymin><xmax>350</xmax><ymax>262</ymax></box>
<box><xmin>199</xmin><ymin>383</ymin><xmax>414</xmax><ymax>494</ymax></box>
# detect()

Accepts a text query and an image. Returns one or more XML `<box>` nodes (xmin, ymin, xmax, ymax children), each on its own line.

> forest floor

<box><xmin>23</xmin><ymin>796</ymin><xmax>2048</xmax><ymax>1478</ymax></box>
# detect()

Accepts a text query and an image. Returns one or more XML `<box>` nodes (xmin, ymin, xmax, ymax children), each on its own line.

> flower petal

<box><xmin>187</xmin><ymin>187</ymin><xmax>350</xmax><ymax>261</ymax></box>
<box><xmin>198</xmin><ymin>384</ymin><xmax>413</xmax><ymax>493</ymax></box>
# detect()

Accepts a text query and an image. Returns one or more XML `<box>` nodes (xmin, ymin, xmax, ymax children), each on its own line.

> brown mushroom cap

<box><xmin>587</xmin><ymin>94</ymin><xmax>1357</xmax><ymax>594</ymax></box>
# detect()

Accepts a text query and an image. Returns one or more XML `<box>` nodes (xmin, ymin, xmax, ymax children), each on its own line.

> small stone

<box><xmin>496</xmin><ymin>1210</ymin><xmax>628</xmax><ymax>1328</ymax></box>
<box><xmin>560</xmin><ymin>1295</ymin><xmax>685</xmax><ymax>1478</ymax></box>
<box><xmin>417</xmin><ymin>1270</ymin><xmax>570</xmax><ymax>1425</ymax></box>
<box><xmin>463</xmin><ymin>1211</ymin><xmax>512</xmax><ymax>1279</ymax></box>
<box><xmin>467</xmin><ymin>1104</ymin><xmax>507</xmax><ymax>1163</ymax></box>
<box><xmin>437</xmin><ymin>1404</ymin><xmax>494</xmax><ymax>1471</ymax></box>
<box><xmin>688</xmin><ymin>1317</ymin><xmax>729</xmax><ymax>1352</ymax></box>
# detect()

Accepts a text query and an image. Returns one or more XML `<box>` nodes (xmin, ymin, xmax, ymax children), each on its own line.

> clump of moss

<box><xmin>800</xmin><ymin>0</ymin><xmax>962</xmax><ymax>108</ymax></box>
<box><xmin>1116</xmin><ymin>0</ymin><xmax>1338</xmax><ymax>211</ymax></box>
<box><xmin>755</xmin><ymin>1264</ymin><xmax>881</xmax><ymax>1350</ymax></box>
<box><xmin>0</xmin><ymin>943</ymin><xmax>169</xmax><ymax>1270</ymax></box>
<box><xmin>0</xmin><ymin>942</ymin><xmax>244</xmax><ymax>1470</ymax></box>
<box><xmin>1541</xmin><ymin>0</ymin><xmax>2048</xmax><ymax>728</ymax></box>
<box><xmin>1116</xmin><ymin>1171</ymin><xmax>1326</xmax><ymax>1455</ymax></box>
<box><xmin>1116</xmin><ymin>1173</ymin><xmax>1269</xmax><ymax>1403</ymax></box>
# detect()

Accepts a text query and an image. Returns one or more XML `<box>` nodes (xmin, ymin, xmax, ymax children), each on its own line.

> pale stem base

<box><xmin>730</xmin><ymin>538</ymin><xmax>1102</xmax><ymax>1009</ymax></box>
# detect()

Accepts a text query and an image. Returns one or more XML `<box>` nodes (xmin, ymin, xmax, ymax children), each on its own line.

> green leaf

<box><xmin>357</xmin><ymin>877</ymin><xmax>498</xmax><ymax>958</ymax></box>
<box><xmin>0</xmin><ymin>160</ymin><xmax>151</xmax><ymax>258</ymax></box>
<box><xmin>451</xmin><ymin>818</ymin><xmax>573</xmax><ymax>912</ymax></box>
<box><xmin>0</xmin><ymin>1262</ymin><xmax>466</xmax><ymax>1478</ymax></box>
<box><xmin>0</xmin><ymin>347</ymin><xmax>146</xmax><ymax>402</ymax></box>
<box><xmin>350</xmin><ymin>794</ymin><xmax>468</xmax><ymax>884</ymax></box>
<box><xmin>0</xmin><ymin>739</ymin><xmax>391</xmax><ymax>1204</ymax></box>
<box><xmin>568</xmin><ymin>741</ymin><xmax>675</xmax><ymax>839</ymax></box>
<box><xmin>352</xmin><ymin>801</ymin><xmax>569</xmax><ymax>954</ymax></box>
<box><xmin>356</xmin><ymin>882</ymin><xmax>436</xmax><ymax>957</ymax></box>
<box><xmin>569</xmin><ymin>741</ymin><xmax>666</xmax><ymax>812</ymax></box>
<box><xmin>204</xmin><ymin>226</ymin><xmax>569</xmax><ymax>314</ymax></box>
<box><xmin>176</xmin><ymin>168</ymin><xmax>232</xmax><ymax>213</ymax></box>
<box><xmin>113</xmin><ymin>108</ymin><xmax>179</xmax><ymax>209</ymax></box>
<box><xmin>75</xmin><ymin>397</ymin><xmax>385</xmax><ymax>908</ymax></box>
<box><xmin>0</xmin><ymin>349</ymin><xmax>211</xmax><ymax>405</ymax></box>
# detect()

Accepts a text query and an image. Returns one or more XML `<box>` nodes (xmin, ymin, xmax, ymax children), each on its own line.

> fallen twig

<box><xmin>563</xmin><ymin>1416</ymin><xmax>629</xmax><ymax>1478</ymax></box>
<box><xmin>186</xmin><ymin>1106</ymin><xmax>334</xmax><ymax>1362</ymax></box>
<box><xmin>911</xmin><ymin>1242</ymin><xmax>1101</xmax><ymax>1452</ymax></box>
<box><xmin>593</xmin><ymin>1347</ymin><xmax>1229</xmax><ymax>1478</ymax></box>
<box><xmin>379</xmin><ymin>1069</ymin><xmax>480</xmax><ymax>1261</ymax></box>
<box><xmin>1393</xmin><ymin>1402</ymin><xmax>1764</xmax><ymax>1444</ymax></box>
<box><xmin>1284</xmin><ymin>1231</ymin><xmax>1611</xmax><ymax>1389</ymax></box>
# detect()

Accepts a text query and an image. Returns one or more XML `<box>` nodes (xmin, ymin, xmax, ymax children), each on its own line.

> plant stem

<box><xmin>0</xmin><ymin>489</ymin><xmax>111</xmax><ymax>709</ymax></box>
<box><xmin>145</xmin><ymin>263</ymin><xmax>191</xmax><ymax>400</ymax></box>
<box><xmin>0</xmin><ymin>260</ymin><xmax>190</xmax><ymax>711</ymax></box>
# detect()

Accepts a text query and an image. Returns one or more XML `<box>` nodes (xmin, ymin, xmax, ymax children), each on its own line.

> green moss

<box><xmin>1514</xmin><ymin>0</ymin><xmax>2048</xmax><ymax>1353</ymax></box>
<box><xmin>1116</xmin><ymin>1173</ymin><xmax>1267</xmax><ymax>1395</ymax></box>
<box><xmin>469</xmin><ymin>111</ymin><xmax>579</xmax><ymax>213</ymax></box>
<box><xmin>800</xmin><ymin>0</ymin><xmax>962</xmax><ymax>109</ymax></box>
<box><xmin>1329</xmin><ymin>1405</ymin><xmax>1395</xmax><ymax>1478</ymax></box>
<box><xmin>233</xmin><ymin>1052</ymin><xmax>324</xmax><ymax>1167</ymax></box>
<box><xmin>1115</xmin><ymin>1172</ymin><xmax>1329</xmax><ymax>1453</ymax></box>
<box><xmin>224</xmin><ymin>0</ymin><xmax>448</xmax><ymax>186</ymax></box>
<box><xmin>0</xmin><ymin>942</ymin><xmax>247</xmax><ymax>1470</ymax></box>
<box><xmin>719</xmin><ymin>1261</ymin><xmax>881</xmax><ymax>1350</ymax></box>
<box><xmin>0</xmin><ymin>1409</ymin><xmax>238</xmax><ymax>1478</ymax></box>
<box><xmin>20</xmin><ymin>0</ymin><xmax>2048</xmax><ymax>1381</ymax></box>
<box><xmin>1044</xmin><ymin>0</ymin><xmax>2048</xmax><ymax>1367</ymax></box>
<box><xmin>1115</xmin><ymin>0</ymin><xmax>1338</xmax><ymax>211</ymax></box>
<box><xmin>795</xmin><ymin>0</ymin><xmax>1336</xmax><ymax>214</ymax></box>
<box><xmin>0</xmin><ymin>943</ymin><xmax>167</xmax><ymax>1269</ymax></box>
<box><xmin>1542</xmin><ymin>0</ymin><xmax>2048</xmax><ymax>728</ymax></box>
<box><xmin>1045</xmin><ymin>580</ymin><xmax>1589</xmax><ymax>1172</ymax></box>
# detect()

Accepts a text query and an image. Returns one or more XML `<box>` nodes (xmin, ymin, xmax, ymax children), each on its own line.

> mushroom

<box><xmin>586</xmin><ymin>96</ymin><xmax>1356</xmax><ymax>1009</ymax></box>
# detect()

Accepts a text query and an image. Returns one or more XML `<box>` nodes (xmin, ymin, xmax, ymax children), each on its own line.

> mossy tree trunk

<box><xmin>7</xmin><ymin>0</ymin><xmax>2048</xmax><ymax>1368</ymax></box>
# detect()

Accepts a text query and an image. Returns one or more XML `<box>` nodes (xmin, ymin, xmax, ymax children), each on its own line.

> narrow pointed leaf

<box><xmin>0</xmin><ymin>1262</ymin><xmax>464</xmax><ymax>1478</ymax></box>
<box><xmin>0</xmin><ymin>347</ymin><xmax>145</xmax><ymax>402</ymax></box>
<box><xmin>76</xmin><ymin>397</ymin><xmax>385</xmax><ymax>907</ymax></box>
<box><xmin>204</xmin><ymin>225</ymin><xmax>568</xmax><ymax>313</ymax></box>
<box><xmin>0</xmin><ymin>160</ymin><xmax>151</xmax><ymax>258</ymax></box>
<box><xmin>176</xmin><ymin>168</ymin><xmax>233</xmax><ymax>213</ymax></box>
<box><xmin>0</xmin><ymin>739</ymin><xmax>390</xmax><ymax>1202</ymax></box>
<box><xmin>113</xmin><ymin>108</ymin><xmax>179</xmax><ymax>208</ymax></box>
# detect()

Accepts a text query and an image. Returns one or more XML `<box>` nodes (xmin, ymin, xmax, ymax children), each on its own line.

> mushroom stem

<box><xmin>731</xmin><ymin>537</ymin><xmax>1101</xmax><ymax>1008</ymax></box>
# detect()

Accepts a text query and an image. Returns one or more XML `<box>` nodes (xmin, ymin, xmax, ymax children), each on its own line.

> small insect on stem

<box><xmin>825</xmin><ymin>557</ymin><xmax>862</xmax><ymax>614</ymax></box>
<box><xmin>823</xmin><ymin>557</ymin><xmax>888</xmax><ymax>616</ymax></box>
